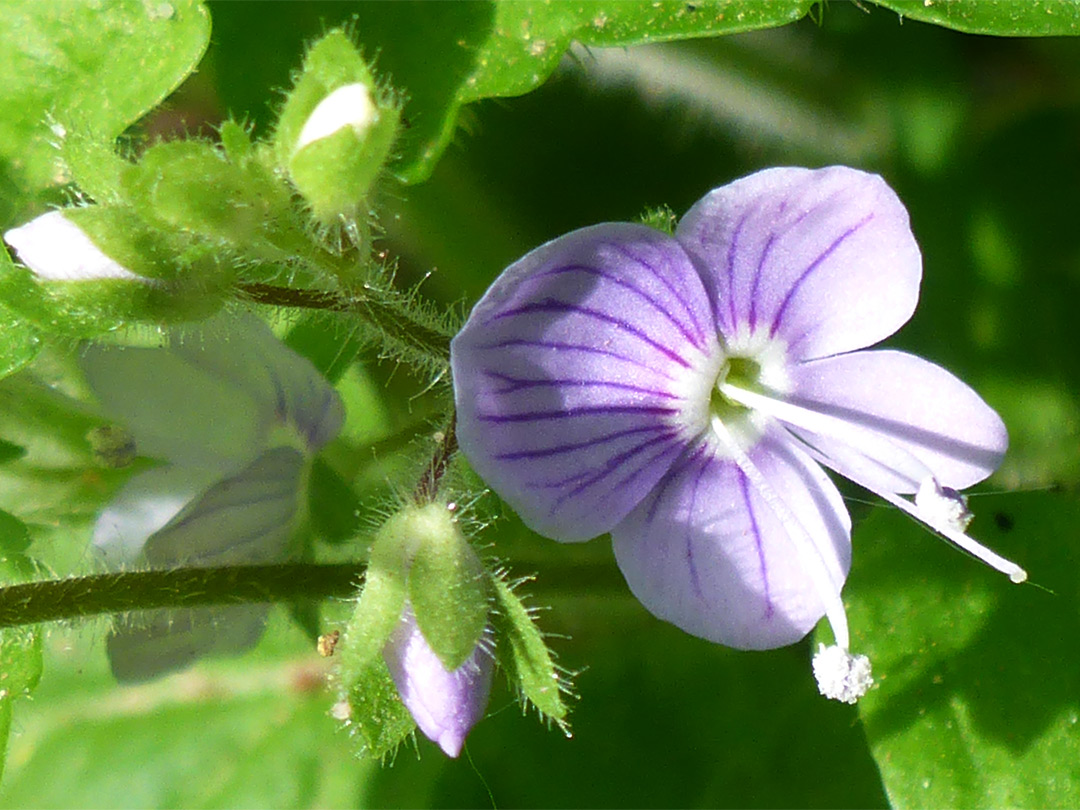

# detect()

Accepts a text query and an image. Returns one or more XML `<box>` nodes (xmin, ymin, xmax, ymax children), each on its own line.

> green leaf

<box><xmin>490</xmin><ymin>575</ymin><xmax>568</xmax><ymax>727</ymax></box>
<box><xmin>0</xmin><ymin>511</ymin><xmax>30</xmax><ymax>555</ymax></box>
<box><xmin>405</xmin><ymin>0</ymin><xmax>816</xmax><ymax>183</ymax></box>
<box><xmin>406</xmin><ymin>506</ymin><xmax>488</xmax><ymax>671</ymax></box>
<box><xmin>0</xmin><ymin>0</ymin><xmax>211</xmax><ymax>220</ymax></box>
<box><xmin>870</xmin><ymin>0</ymin><xmax>1080</xmax><ymax>36</ymax></box>
<box><xmin>208</xmin><ymin>1</ymin><xmax>812</xmax><ymax>185</ymax></box>
<box><xmin>846</xmin><ymin>492</ymin><xmax>1080</xmax><ymax>808</ymax></box>
<box><xmin>306</xmin><ymin>458</ymin><xmax>363</xmax><ymax>545</ymax></box>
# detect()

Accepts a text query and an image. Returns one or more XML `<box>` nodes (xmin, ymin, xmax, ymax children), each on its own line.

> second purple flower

<box><xmin>451</xmin><ymin>166</ymin><xmax>1025</xmax><ymax>702</ymax></box>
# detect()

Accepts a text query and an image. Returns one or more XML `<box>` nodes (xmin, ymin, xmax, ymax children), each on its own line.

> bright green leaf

<box><xmin>871</xmin><ymin>0</ymin><xmax>1080</xmax><ymax>36</ymax></box>
<box><xmin>847</xmin><ymin>492</ymin><xmax>1080</xmax><ymax>808</ymax></box>
<box><xmin>490</xmin><ymin>575</ymin><xmax>568</xmax><ymax>727</ymax></box>
<box><xmin>0</xmin><ymin>543</ymin><xmax>44</xmax><ymax>785</ymax></box>
<box><xmin>0</xmin><ymin>0</ymin><xmax>211</xmax><ymax>221</ymax></box>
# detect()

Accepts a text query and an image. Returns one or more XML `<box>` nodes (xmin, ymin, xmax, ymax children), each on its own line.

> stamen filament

<box><xmin>709</xmin><ymin>414</ymin><xmax>851</xmax><ymax>650</ymax></box>
<box><xmin>719</xmin><ymin>382</ymin><xmax>1027</xmax><ymax>584</ymax></box>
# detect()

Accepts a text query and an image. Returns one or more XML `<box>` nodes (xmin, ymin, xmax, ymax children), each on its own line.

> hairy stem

<box><xmin>0</xmin><ymin>563</ymin><xmax>364</xmax><ymax>630</ymax></box>
<box><xmin>413</xmin><ymin>413</ymin><xmax>458</xmax><ymax>504</ymax></box>
<box><xmin>238</xmin><ymin>282</ymin><xmax>452</xmax><ymax>364</ymax></box>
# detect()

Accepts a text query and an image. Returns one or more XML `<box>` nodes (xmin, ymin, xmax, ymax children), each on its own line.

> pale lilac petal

<box><xmin>382</xmin><ymin>604</ymin><xmax>493</xmax><ymax>758</ymax></box>
<box><xmin>81</xmin><ymin>314</ymin><xmax>344</xmax><ymax>470</ymax></box>
<box><xmin>81</xmin><ymin>342</ymin><xmax>265</xmax><ymax>472</ymax></box>
<box><xmin>787</xmin><ymin>350</ymin><xmax>1007</xmax><ymax>493</ymax></box>
<box><xmin>611</xmin><ymin>432</ymin><xmax>850</xmax><ymax>650</ymax></box>
<box><xmin>452</xmin><ymin>223</ymin><xmax>720</xmax><ymax>541</ymax></box>
<box><xmin>107</xmin><ymin>605</ymin><xmax>271</xmax><ymax>683</ymax></box>
<box><xmin>170</xmin><ymin>314</ymin><xmax>344</xmax><ymax>451</ymax></box>
<box><xmin>143</xmin><ymin>447</ymin><xmax>305</xmax><ymax>567</ymax></box>
<box><xmin>676</xmin><ymin>166</ymin><xmax>921</xmax><ymax>360</ymax></box>
<box><xmin>92</xmin><ymin>465</ymin><xmax>222</xmax><ymax>567</ymax></box>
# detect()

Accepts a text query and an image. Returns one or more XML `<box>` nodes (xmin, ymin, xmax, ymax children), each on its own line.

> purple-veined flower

<box><xmin>382</xmin><ymin>602</ymin><xmax>493</xmax><ymax>758</ymax></box>
<box><xmin>450</xmin><ymin>166</ymin><xmax>1025</xmax><ymax>702</ymax></box>
<box><xmin>84</xmin><ymin>313</ymin><xmax>344</xmax><ymax>681</ymax></box>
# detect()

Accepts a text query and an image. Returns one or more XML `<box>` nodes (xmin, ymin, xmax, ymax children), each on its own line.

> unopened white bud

<box><xmin>4</xmin><ymin>211</ymin><xmax>150</xmax><ymax>284</ymax></box>
<box><xmin>295</xmin><ymin>83</ymin><xmax>377</xmax><ymax>151</ymax></box>
<box><xmin>812</xmin><ymin>643</ymin><xmax>874</xmax><ymax>704</ymax></box>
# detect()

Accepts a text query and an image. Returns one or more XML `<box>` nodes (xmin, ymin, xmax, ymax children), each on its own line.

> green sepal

<box><xmin>120</xmin><ymin>140</ymin><xmax>298</xmax><ymax>261</ymax></box>
<box><xmin>218</xmin><ymin>120</ymin><xmax>254</xmax><ymax>165</ymax></box>
<box><xmin>275</xmin><ymin>30</ymin><xmax>400</xmax><ymax>221</ymax></box>
<box><xmin>404</xmin><ymin>503</ymin><xmax>488</xmax><ymax>671</ymax></box>
<box><xmin>490</xmin><ymin>574</ymin><xmax>569</xmax><ymax>728</ymax></box>
<box><xmin>0</xmin><ymin>303</ymin><xmax>41</xmax><ymax>380</ymax></box>
<box><xmin>336</xmin><ymin>513</ymin><xmax>414</xmax><ymax>757</ymax></box>
<box><xmin>340</xmin><ymin>655</ymin><xmax>417</xmax><ymax>759</ymax></box>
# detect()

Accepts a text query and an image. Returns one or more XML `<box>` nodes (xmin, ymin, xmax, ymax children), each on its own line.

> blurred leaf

<box><xmin>0</xmin><ymin>530</ymin><xmax>44</xmax><ymax>785</ymax></box>
<box><xmin>0</xmin><ymin>441</ymin><xmax>22</xmax><ymax>466</ymax></box>
<box><xmin>0</xmin><ymin>0</ymin><xmax>211</xmax><ymax>222</ymax></box>
<box><xmin>848</xmin><ymin>492</ymin><xmax>1080</xmax><ymax>808</ymax></box>
<box><xmin>210</xmin><ymin>1</ymin><xmax>813</xmax><ymax>185</ymax></box>
<box><xmin>871</xmin><ymin>0</ymin><xmax>1080</xmax><ymax>36</ymax></box>
<box><xmin>307</xmin><ymin>458</ymin><xmax>362</xmax><ymax>544</ymax></box>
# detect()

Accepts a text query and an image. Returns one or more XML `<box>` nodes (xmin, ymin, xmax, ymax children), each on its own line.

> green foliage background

<box><xmin>1</xmin><ymin>1</ymin><xmax>1080</xmax><ymax>807</ymax></box>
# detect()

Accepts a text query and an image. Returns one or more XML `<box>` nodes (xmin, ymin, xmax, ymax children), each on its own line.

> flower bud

<box><xmin>335</xmin><ymin>502</ymin><xmax>492</xmax><ymax>757</ymax></box>
<box><xmin>382</xmin><ymin>602</ymin><xmax>492</xmax><ymax>758</ymax></box>
<box><xmin>3</xmin><ymin>206</ymin><xmax>228</xmax><ymax>328</ymax></box>
<box><xmin>275</xmin><ymin>30</ymin><xmax>400</xmax><ymax>223</ymax></box>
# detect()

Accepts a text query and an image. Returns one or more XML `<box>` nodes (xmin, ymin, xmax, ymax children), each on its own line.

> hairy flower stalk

<box><xmin>451</xmin><ymin>166</ymin><xmax>1024</xmax><ymax>702</ymax></box>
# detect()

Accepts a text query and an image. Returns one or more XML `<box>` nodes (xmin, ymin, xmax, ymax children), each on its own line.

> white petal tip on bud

<box><xmin>915</xmin><ymin>477</ymin><xmax>973</xmax><ymax>533</ymax></box>
<box><xmin>295</xmin><ymin>83</ymin><xmax>377</xmax><ymax>151</ymax></box>
<box><xmin>1009</xmin><ymin>568</ymin><xmax>1028</xmax><ymax>584</ymax></box>
<box><xmin>4</xmin><ymin>211</ymin><xmax>148</xmax><ymax>284</ymax></box>
<box><xmin>813</xmin><ymin>643</ymin><xmax>874</xmax><ymax>704</ymax></box>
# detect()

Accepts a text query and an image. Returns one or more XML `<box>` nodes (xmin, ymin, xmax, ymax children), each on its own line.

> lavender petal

<box><xmin>788</xmin><ymin>349</ymin><xmax>1008</xmax><ymax>493</ymax></box>
<box><xmin>676</xmin><ymin>166</ymin><xmax>921</xmax><ymax>361</ymax></box>
<box><xmin>383</xmin><ymin>604</ymin><xmax>493</xmax><ymax>758</ymax></box>
<box><xmin>611</xmin><ymin>433</ymin><xmax>851</xmax><ymax>650</ymax></box>
<box><xmin>452</xmin><ymin>223</ymin><xmax>719</xmax><ymax>541</ymax></box>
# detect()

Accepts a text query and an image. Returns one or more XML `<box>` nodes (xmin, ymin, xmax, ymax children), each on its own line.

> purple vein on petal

<box><xmin>486</xmin><ymin>300</ymin><xmax>693</xmax><ymax>368</ymax></box>
<box><xmin>483</xmin><ymin>371</ymin><xmax>680</xmax><ymax>400</ymax></box>
<box><xmin>476</xmin><ymin>404</ymin><xmax>679</xmax><ymax>424</ymax></box>
<box><xmin>606</xmin><ymin>243</ymin><xmax>710</xmax><ymax>343</ymax></box>
<box><xmin>725</xmin><ymin>208</ymin><xmax>753</xmax><ymax>331</ymax></box>
<box><xmin>546</xmin><ymin>433</ymin><xmax>678</xmax><ymax>512</ymax></box>
<box><xmin>531</xmin><ymin>263</ymin><xmax>705</xmax><ymax>350</ymax></box>
<box><xmin>738</xmin><ymin>467</ymin><xmax>774</xmax><ymax>620</ymax></box>
<box><xmin>474</xmin><ymin>339</ymin><xmax>680</xmax><ymax>383</ymax></box>
<box><xmin>748</xmin><ymin>232</ymin><xmax>779</xmax><ymax>331</ymax></box>
<box><xmin>769</xmin><ymin>214</ymin><xmax>874</xmax><ymax>338</ymax></box>
<box><xmin>494</xmin><ymin>424</ymin><xmax>673</xmax><ymax>461</ymax></box>
<box><xmin>682</xmin><ymin>452</ymin><xmax>710</xmax><ymax>600</ymax></box>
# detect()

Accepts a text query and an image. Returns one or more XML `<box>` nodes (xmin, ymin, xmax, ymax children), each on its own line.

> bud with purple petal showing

<box><xmin>335</xmin><ymin>503</ymin><xmax>493</xmax><ymax>758</ymax></box>
<box><xmin>275</xmin><ymin>30</ymin><xmax>400</xmax><ymax>225</ymax></box>
<box><xmin>451</xmin><ymin>165</ymin><xmax>1027</xmax><ymax>703</ymax></box>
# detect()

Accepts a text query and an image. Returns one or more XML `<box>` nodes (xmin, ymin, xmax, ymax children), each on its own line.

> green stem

<box><xmin>238</xmin><ymin>282</ymin><xmax>452</xmax><ymax>364</ymax></box>
<box><xmin>0</xmin><ymin>563</ymin><xmax>364</xmax><ymax>630</ymax></box>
